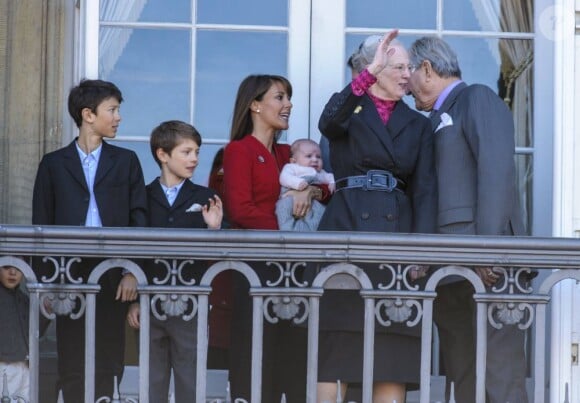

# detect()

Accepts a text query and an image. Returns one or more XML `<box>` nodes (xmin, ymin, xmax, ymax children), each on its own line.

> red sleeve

<box><xmin>223</xmin><ymin>139</ymin><xmax>284</xmax><ymax>230</ymax></box>
<box><xmin>351</xmin><ymin>68</ymin><xmax>377</xmax><ymax>95</ymax></box>
<box><xmin>317</xmin><ymin>184</ymin><xmax>332</xmax><ymax>204</ymax></box>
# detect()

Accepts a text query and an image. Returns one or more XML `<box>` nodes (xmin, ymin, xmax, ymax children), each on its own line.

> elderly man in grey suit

<box><xmin>407</xmin><ymin>36</ymin><xmax>528</xmax><ymax>403</ymax></box>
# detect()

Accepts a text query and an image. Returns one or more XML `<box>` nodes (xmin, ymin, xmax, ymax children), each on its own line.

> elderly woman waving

<box><xmin>315</xmin><ymin>30</ymin><xmax>437</xmax><ymax>402</ymax></box>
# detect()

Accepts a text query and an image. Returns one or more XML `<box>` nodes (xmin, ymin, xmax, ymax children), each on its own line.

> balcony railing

<box><xmin>1</xmin><ymin>224</ymin><xmax>580</xmax><ymax>403</ymax></box>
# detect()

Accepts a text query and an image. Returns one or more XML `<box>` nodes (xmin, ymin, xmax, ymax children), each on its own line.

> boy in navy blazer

<box><xmin>126</xmin><ymin>120</ymin><xmax>222</xmax><ymax>402</ymax></box>
<box><xmin>32</xmin><ymin>79</ymin><xmax>147</xmax><ymax>402</ymax></box>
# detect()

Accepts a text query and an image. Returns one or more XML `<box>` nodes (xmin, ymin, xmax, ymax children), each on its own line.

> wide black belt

<box><xmin>335</xmin><ymin>170</ymin><xmax>406</xmax><ymax>193</ymax></box>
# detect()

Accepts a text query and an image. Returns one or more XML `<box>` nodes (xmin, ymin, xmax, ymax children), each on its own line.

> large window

<box><xmin>96</xmin><ymin>0</ymin><xmax>304</xmax><ymax>185</ymax></box>
<box><xmin>338</xmin><ymin>0</ymin><xmax>535</xmax><ymax>234</ymax></box>
<box><xmin>89</xmin><ymin>0</ymin><xmax>547</xmax><ymax>234</ymax></box>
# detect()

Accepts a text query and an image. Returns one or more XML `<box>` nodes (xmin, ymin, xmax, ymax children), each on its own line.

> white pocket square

<box><xmin>185</xmin><ymin>203</ymin><xmax>203</xmax><ymax>213</ymax></box>
<box><xmin>435</xmin><ymin>112</ymin><xmax>453</xmax><ymax>132</ymax></box>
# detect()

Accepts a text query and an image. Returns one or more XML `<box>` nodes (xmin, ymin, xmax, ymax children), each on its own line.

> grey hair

<box><xmin>351</xmin><ymin>35</ymin><xmax>404</xmax><ymax>71</ymax></box>
<box><xmin>347</xmin><ymin>41</ymin><xmax>366</xmax><ymax>74</ymax></box>
<box><xmin>409</xmin><ymin>36</ymin><xmax>462</xmax><ymax>79</ymax></box>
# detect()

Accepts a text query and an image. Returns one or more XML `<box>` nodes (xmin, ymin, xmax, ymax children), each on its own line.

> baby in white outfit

<box><xmin>276</xmin><ymin>139</ymin><xmax>334</xmax><ymax>231</ymax></box>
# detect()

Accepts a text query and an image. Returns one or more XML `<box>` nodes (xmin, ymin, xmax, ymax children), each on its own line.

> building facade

<box><xmin>0</xmin><ymin>0</ymin><xmax>579</xmax><ymax>401</ymax></box>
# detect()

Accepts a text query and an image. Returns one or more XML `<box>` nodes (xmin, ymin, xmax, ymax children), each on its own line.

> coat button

<box><xmin>168</xmin><ymin>217</ymin><xmax>174</xmax><ymax>223</ymax></box>
<box><xmin>386</xmin><ymin>214</ymin><xmax>394</xmax><ymax>221</ymax></box>
<box><xmin>361</xmin><ymin>212</ymin><xmax>370</xmax><ymax>220</ymax></box>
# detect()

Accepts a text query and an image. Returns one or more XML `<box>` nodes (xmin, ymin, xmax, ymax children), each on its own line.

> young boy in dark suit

<box><xmin>0</xmin><ymin>261</ymin><xmax>50</xmax><ymax>402</ymax></box>
<box><xmin>32</xmin><ymin>79</ymin><xmax>148</xmax><ymax>402</ymax></box>
<box><xmin>126</xmin><ymin>120</ymin><xmax>222</xmax><ymax>402</ymax></box>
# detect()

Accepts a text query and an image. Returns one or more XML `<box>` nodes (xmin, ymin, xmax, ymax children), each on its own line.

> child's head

<box><xmin>0</xmin><ymin>265</ymin><xmax>23</xmax><ymax>289</ymax></box>
<box><xmin>150</xmin><ymin>120</ymin><xmax>202</xmax><ymax>181</ymax></box>
<box><xmin>290</xmin><ymin>139</ymin><xmax>323</xmax><ymax>172</ymax></box>
<box><xmin>68</xmin><ymin>79</ymin><xmax>123</xmax><ymax>129</ymax></box>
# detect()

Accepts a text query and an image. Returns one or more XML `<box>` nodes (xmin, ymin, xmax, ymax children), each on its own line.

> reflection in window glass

<box><xmin>346</xmin><ymin>0</ymin><xmax>435</xmax><ymax>29</ymax></box>
<box><xmin>444</xmin><ymin>0</ymin><xmax>533</xmax><ymax>32</ymax></box>
<box><xmin>195</xmin><ymin>31</ymin><xmax>287</xmax><ymax>140</ymax></box>
<box><xmin>100</xmin><ymin>0</ymin><xmax>190</xmax><ymax>23</ymax></box>
<box><xmin>100</xmin><ymin>28</ymin><xmax>191</xmax><ymax>137</ymax></box>
<box><xmin>197</xmin><ymin>0</ymin><xmax>287</xmax><ymax>25</ymax></box>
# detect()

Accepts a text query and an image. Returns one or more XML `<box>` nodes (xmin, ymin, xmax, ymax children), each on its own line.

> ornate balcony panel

<box><xmin>1</xmin><ymin>225</ymin><xmax>580</xmax><ymax>402</ymax></box>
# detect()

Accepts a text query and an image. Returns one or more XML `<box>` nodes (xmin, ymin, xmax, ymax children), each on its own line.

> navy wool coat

<box><xmin>315</xmin><ymin>83</ymin><xmax>437</xmax><ymax>333</ymax></box>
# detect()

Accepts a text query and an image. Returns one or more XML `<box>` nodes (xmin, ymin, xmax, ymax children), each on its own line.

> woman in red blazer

<box><xmin>223</xmin><ymin>74</ymin><xmax>327</xmax><ymax>402</ymax></box>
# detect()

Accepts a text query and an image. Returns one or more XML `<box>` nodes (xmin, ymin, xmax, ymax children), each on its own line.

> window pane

<box><xmin>444</xmin><ymin>37</ymin><xmax>503</xmax><ymax>95</ymax></box>
<box><xmin>99</xmin><ymin>28</ymin><xmax>191</xmax><ymax>137</ymax></box>
<box><xmin>194</xmin><ymin>31</ymin><xmax>287</xmax><ymax>140</ymax></box>
<box><xmin>346</xmin><ymin>0</ymin><xmax>435</xmax><ymax>29</ymax></box>
<box><xmin>197</xmin><ymin>0</ymin><xmax>288</xmax><ymax>25</ymax></box>
<box><xmin>444</xmin><ymin>0</ymin><xmax>533</xmax><ymax>32</ymax></box>
<box><xmin>100</xmin><ymin>0</ymin><xmax>191</xmax><ymax>23</ymax></box>
<box><xmin>445</xmin><ymin>37</ymin><xmax>534</xmax><ymax>149</ymax></box>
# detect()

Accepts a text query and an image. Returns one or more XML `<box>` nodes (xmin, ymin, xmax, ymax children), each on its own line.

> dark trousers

<box><xmin>434</xmin><ymin>280</ymin><xmax>528</xmax><ymax>403</ymax></box>
<box><xmin>56</xmin><ymin>273</ymin><xmax>127</xmax><ymax>402</ymax></box>
<box><xmin>228</xmin><ymin>275</ymin><xmax>307</xmax><ymax>402</ymax></box>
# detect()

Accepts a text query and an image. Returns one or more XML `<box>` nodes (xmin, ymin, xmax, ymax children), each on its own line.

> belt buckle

<box><xmin>365</xmin><ymin>170</ymin><xmax>395</xmax><ymax>191</ymax></box>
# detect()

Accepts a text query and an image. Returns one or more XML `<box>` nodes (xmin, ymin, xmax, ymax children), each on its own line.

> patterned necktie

<box><xmin>165</xmin><ymin>187</ymin><xmax>178</xmax><ymax>206</ymax></box>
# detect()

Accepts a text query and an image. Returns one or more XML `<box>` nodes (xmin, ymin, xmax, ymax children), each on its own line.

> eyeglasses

<box><xmin>387</xmin><ymin>64</ymin><xmax>417</xmax><ymax>73</ymax></box>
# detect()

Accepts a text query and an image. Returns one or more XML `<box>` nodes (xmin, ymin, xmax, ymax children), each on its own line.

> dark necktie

<box><xmin>429</xmin><ymin>109</ymin><xmax>439</xmax><ymax>130</ymax></box>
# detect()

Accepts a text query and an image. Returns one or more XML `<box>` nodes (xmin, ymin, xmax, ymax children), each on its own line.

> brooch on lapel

<box><xmin>185</xmin><ymin>203</ymin><xmax>203</xmax><ymax>213</ymax></box>
<box><xmin>354</xmin><ymin>105</ymin><xmax>362</xmax><ymax>114</ymax></box>
<box><xmin>257</xmin><ymin>155</ymin><xmax>265</xmax><ymax>163</ymax></box>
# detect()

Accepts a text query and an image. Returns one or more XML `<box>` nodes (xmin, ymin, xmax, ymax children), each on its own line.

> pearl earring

<box><xmin>256</xmin><ymin>108</ymin><xmax>260</xmax><ymax>113</ymax></box>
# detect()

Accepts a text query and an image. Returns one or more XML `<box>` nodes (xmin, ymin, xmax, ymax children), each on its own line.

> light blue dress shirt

<box><xmin>76</xmin><ymin>142</ymin><xmax>103</xmax><ymax>227</ymax></box>
<box><xmin>160</xmin><ymin>179</ymin><xmax>185</xmax><ymax>206</ymax></box>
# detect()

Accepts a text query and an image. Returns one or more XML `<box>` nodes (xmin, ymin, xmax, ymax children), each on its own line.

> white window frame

<box><xmin>550</xmin><ymin>0</ymin><xmax>579</xmax><ymax>399</ymax></box>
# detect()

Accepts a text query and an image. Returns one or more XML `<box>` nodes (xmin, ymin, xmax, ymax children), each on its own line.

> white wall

<box><xmin>551</xmin><ymin>0</ymin><xmax>579</xmax><ymax>400</ymax></box>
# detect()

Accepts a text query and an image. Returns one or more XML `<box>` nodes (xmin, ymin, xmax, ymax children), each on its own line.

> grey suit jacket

<box><xmin>431</xmin><ymin>82</ymin><xmax>525</xmax><ymax>237</ymax></box>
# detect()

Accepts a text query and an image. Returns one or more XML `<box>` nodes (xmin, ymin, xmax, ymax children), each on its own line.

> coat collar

<box><xmin>94</xmin><ymin>141</ymin><xmax>117</xmax><ymax>186</ymax></box>
<box><xmin>62</xmin><ymin>140</ymin><xmax>87</xmax><ymax>190</ymax></box>
<box><xmin>172</xmin><ymin>179</ymin><xmax>196</xmax><ymax>210</ymax></box>
<box><xmin>430</xmin><ymin>81</ymin><xmax>467</xmax><ymax>131</ymax></box>
<box><xmin>149</xmin><ymin>178</ymin><xmax>197</xmax><ymax>211</ymax></box>
<box><xmin>62</xmin><ymin>139</ymin><xmax>118</xmax><ymax>190</ymax></box>
<box><xmin>358</xmin><ymin>96</ymin><xmax>418</xmax><ymax>166</ymax></box>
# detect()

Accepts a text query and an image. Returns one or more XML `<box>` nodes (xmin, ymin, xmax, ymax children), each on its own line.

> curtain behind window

<box><xmin>470</xmin><ymin>0</ymin><xmax>534</xmax><ymax>233</ymax></box>
<box><xmin>99</xmin><ymin>0</ymin><xmax>148</xmax><ymax>79</ymax></box>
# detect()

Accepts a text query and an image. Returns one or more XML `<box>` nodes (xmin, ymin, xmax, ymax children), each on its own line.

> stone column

<box><xmin>0</xmin><ymin>0</ymin><xmax>71</xmax><ymax>224</ymax></box>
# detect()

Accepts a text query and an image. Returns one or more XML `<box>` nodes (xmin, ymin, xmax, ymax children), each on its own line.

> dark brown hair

<box><xmin>68</xmin><ymin>79</ymin><xmax>123</xmax><ymax>128</ymax></box>
<box><xmin>149</xmin><ymin>120</ymin><xmax>202</xmax><ymax>167</ymax></box>
<box><xmin>229</xmin><ymin>74</ymin><xmax>292</xmax><ymax>142</ymax></box>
